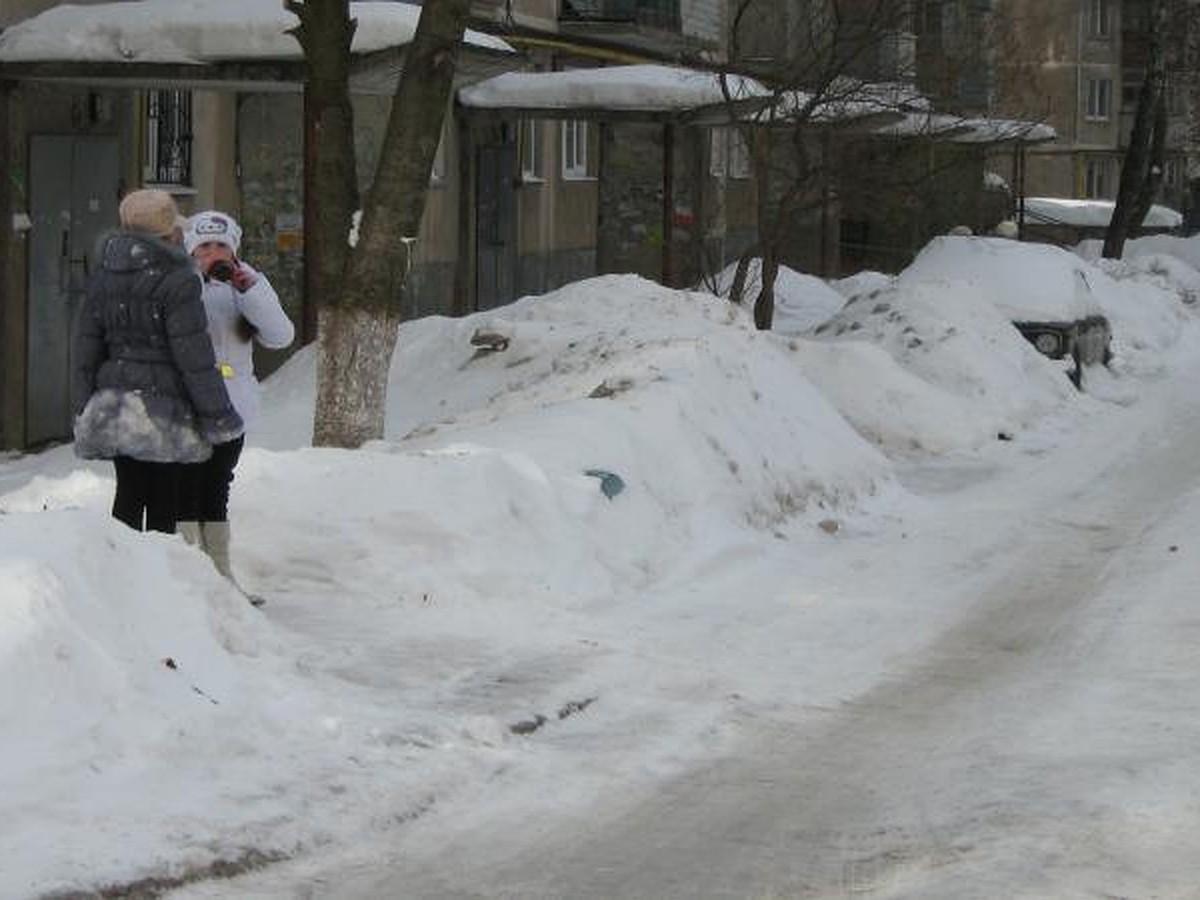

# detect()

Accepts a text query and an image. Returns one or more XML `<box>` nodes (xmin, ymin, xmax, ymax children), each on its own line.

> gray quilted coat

<box><xmin>72</xmin><ymin>233</ymin><xmax>243</xmax><ymax>463</ymax></box>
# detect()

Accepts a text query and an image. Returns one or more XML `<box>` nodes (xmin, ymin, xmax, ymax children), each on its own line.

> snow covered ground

<box><xmin>4</xmin><ymin>234</ymin><xmax>1200</xmax><ymax>898</ymax></box>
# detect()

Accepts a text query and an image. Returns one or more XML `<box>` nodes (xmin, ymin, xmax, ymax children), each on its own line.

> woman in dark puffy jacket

<box><xmin>72</xmin><ymin>189</ymin><xmax>243</xmax><ymax>534</ymax></box>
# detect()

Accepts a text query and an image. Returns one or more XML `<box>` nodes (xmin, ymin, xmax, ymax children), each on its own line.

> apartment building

<box><xmin>1</xmin><ymin>0</ymin><xmax>1090</xmax><ymax>451</ymax></box>
<box><xmin>0</xmin><ymin>0</ymin><xmax>738</xmax><ymax>449</ymax></box>
<box><xmin>986</xmin><ymin>0</ymin><xmax>1195</xmax><ymax>216</ymax></box>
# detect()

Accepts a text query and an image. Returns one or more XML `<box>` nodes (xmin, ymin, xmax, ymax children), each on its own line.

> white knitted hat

<box><xmin>183</xmin><ymin>210</ymin><xmax>243</xmax><ymax>255</ymax></box>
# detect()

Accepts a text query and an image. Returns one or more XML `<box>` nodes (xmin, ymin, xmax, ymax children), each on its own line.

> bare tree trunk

<box><xmin>727</xmin><ymin>243</ymin><xmax>761</xmax><ymax>305</ymax></box>
<box><xmin>0</xmin><ymin>84</ymin><xmax>13</xmax><ymax>450</ymax></box>
<box><xmin>749</xmin><ymin>128</ymin><xmax>777</xmax><ymax>330</ymax></box>
<box><xmin>1104</xmin><ymin>0</ymin><xmax>1169</xmax><ymax>259</ymax></box>
<box><xmin>1130</xmin><ymin>94</ymin><xmax>1169</xmax><ymax>228</ymax></box>
<box><xmin>291</xmin><ymin>0</ymin><xmax>470</xmax><ymax>448</ymax></box>
<box><xmin>287</xmin><ymin>0</ymin><xmax>358</xmax><ymax>326</ymax></box>
<box><xmin>313</xmin><ymin>305</ymin><xmax>405</xmax><ymax>447</ymax></box>
<box><xmin>753</xmin><ymin>249</ymin><xmax>778</xmax><ymax>331</ymax></box>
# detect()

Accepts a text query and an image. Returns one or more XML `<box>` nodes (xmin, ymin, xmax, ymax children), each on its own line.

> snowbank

<box><xmin>7</xmin><ymin>251</ymin><xmax>1200</xmax><ymax>895</ymax></box>
<box><xmin>708</xmin><ymin>259</ymin><xmax>848</xmax><ymax>333</ymax></box>
<box><xmin>804</xmin><ymin>276</ymin><xmax>1075</xmax><ymax>454</ymax></box>
<box><xmin>902</xmin><ymin>236</ymin><xmax>1104</xmax><ymax>323</ymax></box>
<box><xmin>1076</xmin><ymin>233</ymin><xmax>1200</xmax><ymax>273</ymax></box>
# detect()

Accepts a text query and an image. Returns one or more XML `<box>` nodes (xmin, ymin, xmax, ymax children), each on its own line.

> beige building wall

<box><xmin>993</xmin><ymin>0</ymin><xmax>1123</xmax><ymax>200</ymax></box>
<box><xmin>186</xmin><ymin>92</ymin><xmax>239</xmax><ymax>216</ymax></box>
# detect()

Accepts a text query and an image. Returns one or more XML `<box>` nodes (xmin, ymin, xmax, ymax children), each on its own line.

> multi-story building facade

<box><xmin>980</xmin><ymin>0</ymin><xmax>1123</xmax><ymax>200</ymax></box>
<box><xmin>978</xmin><ymin>0</ymin><xmax>1195</xmax><ymax>219</ymax></box>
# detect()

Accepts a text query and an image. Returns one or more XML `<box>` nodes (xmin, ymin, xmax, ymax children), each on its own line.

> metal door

<box><xmin>475</xmin><ymin>142</ymin><xmax>517</xmax><ymax>310</ymax></box>
<box><xmin>26</xmin><ymin>135</ymin><xmax>120</xmax><ymax>445</ymax></box>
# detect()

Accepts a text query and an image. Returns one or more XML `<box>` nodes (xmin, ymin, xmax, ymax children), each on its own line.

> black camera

<box><xmin>208</xmin><ymin>259</ymin><xmax>235</xmax><ymax>283</ymax></box>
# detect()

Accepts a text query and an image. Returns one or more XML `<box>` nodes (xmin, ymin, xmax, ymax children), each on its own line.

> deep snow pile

<box><xmin>903</xmin><ymin>235</ymin><xmax>1104</xmax><ymax>322</ymax></box>
<box><xmin>0</xmin><ymin>275</ymin><xmax>893</xmax><ymax>897</ymax></box>
<box><xmin>1076</xmin><ymin>232</ymin><xmax>1200</xmax><ymax>273</ymax></box>
<box><xmin>4</xmin><ymin>248</ymin><xmax>1200</xmax><ymax>896</ymax></box>
<box><xmin>792</xmin><ymin>236</ymin><xmax>1200</xmax><ymax>456</ymax></box>
<box><xmin>708</xmin><ymin>258</ymin><xmax>849</xmax><ymax>333</ymax></box>
<box><xmin>258</xmin><ymin>276</ymin><xmax>891</xmax><ymax>537</ymax></box>
<box><xmin>800</xmin><ymin>275</ymin><xmax>1075</xmax><ymax>456</ymax></box>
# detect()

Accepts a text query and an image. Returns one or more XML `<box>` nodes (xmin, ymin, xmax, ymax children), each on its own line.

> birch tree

<box><xmin>287</xmin><ymin>0</ymin><xmax>470</xmax><ymax>448</ymax></box>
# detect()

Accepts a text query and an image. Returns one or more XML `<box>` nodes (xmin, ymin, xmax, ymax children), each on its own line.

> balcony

<box><xmin>560</xmin><ymin>0</ymin><xmax>680</xmax><ymax>32</ymax></box>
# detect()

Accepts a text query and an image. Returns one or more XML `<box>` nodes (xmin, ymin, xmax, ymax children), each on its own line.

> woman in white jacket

<box><xmin>179</xmin><ymin>210</ymin><xmax>294</xmax><ymax>597</ymax></box>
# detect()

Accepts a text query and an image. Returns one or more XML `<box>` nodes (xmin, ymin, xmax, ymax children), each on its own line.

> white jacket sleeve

<box><xmin>236</xmin><ymin>270</ymin><xmax>295</xmax><ymax>350</ymax></box>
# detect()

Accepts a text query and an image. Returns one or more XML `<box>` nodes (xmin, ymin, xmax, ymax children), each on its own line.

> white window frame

<box><xmin>709</xmin><ymin>127</ymin><xmax>729</xmax><ymax>177</ymax></box>
<box><xmin>1088</xmin><ymin>0</ymin><xmax>1111</xmax><ymax>37</ymax></box>
<box><xmin>521</xmin><ymin>119</ymin><xmax>542</xmax><ymax>182</ymax></box>
<box><xmin>709</xmin><ymin>127</ymin><xmax>752</xmax><ymax>180</ymax></box>
<box><xmin>561</xmin><ymin>119</ymin><xmax>589</xmax><ymax>180</ymax></box>
<box><xmin>1085</xmin><ymin>157</ymin><xmax>1110</xmax><ymax>198</ymax></box>
<box><xmin>1085</xmin><ymin>78</ymin><xmax>1112</xmax><ymax>120</ymax></box>
<box><xmin>728</xmin><ymin>129</ymin><xmax>752</xmax><ymax>180</ymax></box>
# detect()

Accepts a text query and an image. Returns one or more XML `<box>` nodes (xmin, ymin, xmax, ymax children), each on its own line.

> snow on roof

<box><xmin>458</xmin><ymin>65</ymin><xmax>770</xmax><ymax>113</ymax></box>
<box><xmin>0</xmin><ymin>0</ymin><xmax>512</xmax><ymax>65</ymax></box>
<box><xmin>952</xmin><ymin>118</ymin><xmax>1056</xmax><ymax>144</ymax></box>
<box><xmin>868</xmin><ymin>113</ymin><xmax>1055</xmax><ymax>142</ymax></box>
<box><xmin>757</xmin><ymin>79</ymin><xmax>931</xmax><ymax>125</ymax></box>
<box><xmin>871</xmin><ymin>111</ymin><xmax>974</xmax><ymax>138</ymax></box>
<box><xmin>1024</xmin><ymin>197</ymin><xmax>1182</xmax><ymax>229</ymax></box>
<box><xmin>750</xmin><ymin>84</ymin><xmax>1051</xmax><ymax>142</ymax></box>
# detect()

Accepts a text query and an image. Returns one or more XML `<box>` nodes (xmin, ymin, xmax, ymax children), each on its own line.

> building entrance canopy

<box><xmin>0</xmin><ymin>0</ymin><xmax>516</xmax><ymax>92</ymax></box>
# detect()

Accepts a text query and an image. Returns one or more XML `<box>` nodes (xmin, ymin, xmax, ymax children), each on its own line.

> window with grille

<box><xmin>143</xmin><ymin>90</ymin><xmax>192</xmax><ymax>186</ymax></box>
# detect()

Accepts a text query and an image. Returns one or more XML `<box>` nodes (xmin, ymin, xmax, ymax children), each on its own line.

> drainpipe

<box><xmin>662</xmin><ymin>122</ymin><xmax>674</xmax><ymax>287</ymax></box>
<box><xmin>0</xmin><ymin>81</ymin><xmax>12</xmax><ymax>449</ymax></box>
<box><xmin>453</xmin><ymin>111</ymin><xmax>473</xmax><ymax>316</ymax></box>
<box><xmin>1075</xmin><ymin>2</ymin><xmax>1083</xmax><ymax>191</ymax></box>
<box><xmin>301</xmin><ymin>86</ymin><xmax>319</xmax><ymax>344</ymax></box>
<box><xmin>1017</xmin><ymin>142</ymin><xmax>1027</xmax><ymax>239</ymax></box>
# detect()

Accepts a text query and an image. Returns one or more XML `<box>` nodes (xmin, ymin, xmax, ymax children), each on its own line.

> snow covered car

<box><xmin>901</xmin><ymin>236</ymin><xmax>1112</xmax><ymax>388</ymax></box>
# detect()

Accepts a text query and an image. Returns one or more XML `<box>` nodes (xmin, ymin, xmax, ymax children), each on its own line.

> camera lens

<box><xmin>208</xmin><ymin>260</ymin><xmax>234</xmax><ymax>282</ymax></box>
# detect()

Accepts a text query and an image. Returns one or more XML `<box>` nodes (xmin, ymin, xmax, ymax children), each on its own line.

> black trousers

<box><xmin>179</xmin><ymin>436</ymin><xmax>244</xmax><ymax>522</ymax></box>
<box><xmin>112</xmin><ymin>457</ymin><xmax>185</xmax><ymax>534</ymax></box>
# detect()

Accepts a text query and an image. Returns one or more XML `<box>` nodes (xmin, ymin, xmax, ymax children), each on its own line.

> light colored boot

<box><xmin>200</xmin><ymin>521</ymin><xmax>265</xmax><ymax>607</ymax></box>
<box><xmin>177</xmin><ymin>521</ymin><xmax>204</xmax><ymax>547</ymax></box>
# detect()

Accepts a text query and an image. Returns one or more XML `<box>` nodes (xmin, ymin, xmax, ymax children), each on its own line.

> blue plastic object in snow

<box><xmin>584</xmin><ymin>469</ymin><xmax>625</xmax><ymax>500</ymax></box>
